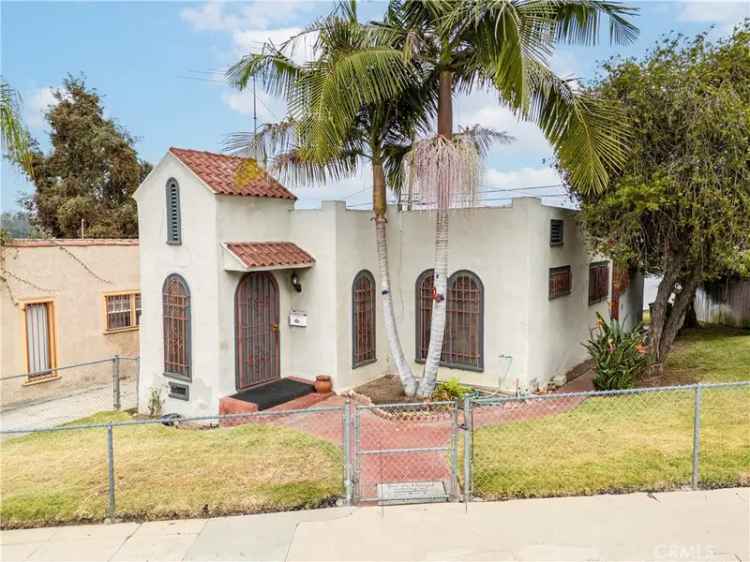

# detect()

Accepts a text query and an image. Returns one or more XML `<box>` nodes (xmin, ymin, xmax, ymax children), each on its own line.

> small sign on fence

<box><xmin>377</xmin><ymin>481</ymin><xmax>448</xmax><ymax>504</ymax></box>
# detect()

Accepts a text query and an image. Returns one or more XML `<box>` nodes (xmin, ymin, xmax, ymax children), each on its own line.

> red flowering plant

<box><xmin>583</xmin><ymin>313</ymin><xmax>651</xmax><ymax>390</ymax></box>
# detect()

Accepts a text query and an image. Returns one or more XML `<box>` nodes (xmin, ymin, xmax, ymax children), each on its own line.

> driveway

<box><xmin>2</xmin><ymin>488</ymin><xmax>747</xmax><ymax>561</ymax></box>
<box><xmin>0</xmin><ymin>378</ymin><xmax>137</xmax><ymax>439</ymax></box>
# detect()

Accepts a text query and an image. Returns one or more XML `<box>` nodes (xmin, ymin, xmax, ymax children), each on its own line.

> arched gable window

<box><xmin>163</xmin><ymin>274</ymin><xmax>190</xmax><ymax>379</ymax></box>
<box><xmin>166</xmin><ymin>178</ymin><xmax>181</xmax><ymax>245</ymax></box>
<box><xmin>416</xmin><ymin>269</ymin><xmax>484</xmax><ymax>371</ymax></box>
<box><xmin>352</xmin><ymin>270</ymin><xmax>376</xmax><ymax>368</ymax></box>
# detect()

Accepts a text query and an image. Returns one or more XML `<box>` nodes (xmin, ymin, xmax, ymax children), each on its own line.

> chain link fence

<box><xmin>1</xmin><ymin>405</ymin><xmax>349</xmax><ymax>528</ymax></box>
<box><xmin>0</xmin><ymin>356</ymin><xmax>139</xmax><ymax>436</ymax></box>
<box><xmin>353</xmin><ymin>402</ymin><xmax>459</xmax><ymax>503</ymax></box>
<box><xmin>468</xmin><ymin>382</ymin><xmax>750</xmax><ymax>501</ymax></box>
<box><xmin>1</xmin><ymin>381</ymin><xmax>747</xmax><ymax>529</ymax></box>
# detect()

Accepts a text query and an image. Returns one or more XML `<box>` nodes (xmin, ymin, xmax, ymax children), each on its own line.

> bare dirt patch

<box><xmin>353</xmin><ymin>375</ymin><xmax>414</xmax><ymax>404</ymax></box>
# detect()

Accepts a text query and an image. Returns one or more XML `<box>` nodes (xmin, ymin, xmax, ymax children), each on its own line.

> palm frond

<box><xmin>226</xmin><ymin>47</ymin><xmax>302</xmax><ymax>99</ymax></box>
<box><xmin>525</xmin><ymin>60</ymin><xmax>629</xmax><ymax>194</ymax></box>
<box><xmin>544</xmin><ymin>0</ymin><xmax>640</xmax><ymax>46</ymax></box>
<box><xmin>270</xmin><ymin>147</ymin><xmax>360</xmax><ymax>186</ymax></box>
<box><xmin>223</xmin><ymin>117</ymin><xmax>298</xmax><ymax>162</ymax></box>
<box><xmin>455</xmin><ymin>125</ymin><xmax>514</xmax><ymax>159</ymax></box>
<box><xmin>0</xmin><ymin>79</ymin><xmax>34</xmax><ymax>177</ymax></box>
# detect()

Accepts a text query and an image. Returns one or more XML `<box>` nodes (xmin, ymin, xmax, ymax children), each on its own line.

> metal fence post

<box><xmin>135</xmin><ymin>356</ymin><xmax>140</xmax><ymax>412</ymax></box>
<box><xmin>353</xmin><ymin>406</ymin><xmax>361</xmax><ymax>504</ymax></box>
<box><xmin>463</xmin><ymin>395</ymin><xmax>473</xmax><ymax>503</ymax></box>
<box><xmin>691</xmin><ymin>384</ymin><xmax>703</xmax><ymax>489</ymax></box>
<box><xmin>343</xmin><ymin>400</ymin><xmax>352</xmax><ymax>506</ymax></box>
<box><xmin>112</xmin><ymin>355</ymin><xmax>121</xmax><ymax>411</ymax></box>
<box><xmin>106</xmin><ymin>424</ymin><xmax>116</xmax><ymax>521</ymax></box>
<box><xmin>450</xmin><ymin>400</ymin><xmax>459</xmax><ymax>500</ymax></box>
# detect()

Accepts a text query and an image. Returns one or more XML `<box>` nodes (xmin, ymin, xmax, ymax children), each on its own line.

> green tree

<box><xmin>231</xmin><ymin>0</ymin><xmax>638</xmax><ymax>397</ymax></box>
<box><xmin>568</xmin><ymin>23</ymin><xmax>750</xmax><ymax>368</ymax></box>
<box><xmin>1</xmin><ymin>78</ymin><xmax>33</xmax><ymax>176</ymax></box>
<box><xmin>228</xmin><ymin>2</ymin><xmax>445</xmax><ymax>395</ymax></box>
<box><xmin>23</xmin><ymin>76</ymin><xmax>151</xmax><ymax>238</ymax></box>
<box><xmin>380</xmin><ymin>0</ymin><xmax>638</xmax><ymax>397</ymax></box>
<box><xmin>0</xmin><ymin>211</ymin><xmax>33</xmax><ymax>238</ymax></box>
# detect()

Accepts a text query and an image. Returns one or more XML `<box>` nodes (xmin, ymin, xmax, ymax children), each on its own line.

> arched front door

<box><xmin>235</xmin><ymin>271</ymin><xmax>280</xmax><ymax>389</ymax></box>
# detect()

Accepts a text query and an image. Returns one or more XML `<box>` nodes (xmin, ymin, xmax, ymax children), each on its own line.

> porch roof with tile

<box><xmin>222</xmin><ymin>242</ymin><xmax>315</xmax><ymax>272</ymax></box>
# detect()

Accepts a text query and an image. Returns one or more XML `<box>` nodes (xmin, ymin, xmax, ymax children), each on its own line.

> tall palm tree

<box><xmin>376</xmin><ymin>0</ymin><xmax>639</xmax><ymax>398</ymax></box>
<box><xmin>227</xmin><ymin>1</ymin><xmax>435</xmax><ymax>396</ymax></box>
<box><xmin>1</xmin><ymin>79</ymin><xmax>33</xmax><ymax>177</ymax></box>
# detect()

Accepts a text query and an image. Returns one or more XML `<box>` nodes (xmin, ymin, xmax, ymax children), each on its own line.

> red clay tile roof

<box><xmin>225</xmin><ymin>242</ymin><xmax>315</xmax><ymax>269</ymax></box>
<box><xmin>169</xmin><ymin>147</ymin><xmax>296</xmax><ymax>200</ymax></box>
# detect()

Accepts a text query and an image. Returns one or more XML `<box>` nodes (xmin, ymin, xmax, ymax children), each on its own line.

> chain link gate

<box><xmin>352</xmin><ymin>400</ymin><xmax>463</xmax><ymax>504</ymax></box>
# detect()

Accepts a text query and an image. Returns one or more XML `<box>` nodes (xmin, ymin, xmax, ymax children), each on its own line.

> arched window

<box><xmin>415</xmin><ymin>269</ymin><xmax>434</xmax><ymax>363</ymax></box>
<box><xmin>415</xmin><ymin>269</ymin><xmax>484</xmax><ymax>371</ymax></box>
<box><xmin>163</xmin><ymin>274</ymin><xmax>190</xmax><ymax>379</ymax></box>
<box><xmin>352</xmin><ymin>270</ymin><xmax>376</xmax><ymax>368</ymax></box>
<box><xmin>445</xmin><ymin>271</ymin><xmax>484</xmax><ymax>370</ymax></box>
<box><xmin>166</xmin><ymin>178</ymin><xmax>181</xmax><ymax>245</ymax></box>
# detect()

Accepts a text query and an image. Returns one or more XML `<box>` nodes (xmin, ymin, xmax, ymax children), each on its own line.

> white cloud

<box><xmin>231</xmin><ymin>27</ymin><xmax>316</xmax><ymax>65</ymax></box>
<box><xmin>456</xmin><ymin>90</ymin><xmax>554</xmax><ymax>156</ymax></box>
<box><xmin>679</xmin><ymin>1</ymin><xmax>749</xmax><ymax>32</ymax></box>
<box><xmin>221</xmin><ymin>88</ymin><xmax>286</xmax><ymax>122</ymax></box>
<box><xmin>23</xmin><ymin>87</ymin><xmax>58</xmax><ymax>129</ymax></box>
<box><xmin>180</xmin><ymin>1</ymin><xmax>308</xmax><ymax>33</ymax></box>
<box><xmin>484</xmin><ymin>166</ymin><xmax>562</xmax><ymax>189</ymax></box>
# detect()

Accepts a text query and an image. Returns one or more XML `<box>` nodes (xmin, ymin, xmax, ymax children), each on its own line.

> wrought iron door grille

<box><xmin>236</xmin><ymin>271</ymin><xmax>280</xmax><ymax>389</ymax></box>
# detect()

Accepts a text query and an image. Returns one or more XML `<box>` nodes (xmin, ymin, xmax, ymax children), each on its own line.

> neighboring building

<box><xmin>695</xmin><ymin>278</ymin><xmax>750</xmax><ymax>328</ymax></box>
<box><xmin>0</xmin><ymin>239</ymin><xmax>140</xmax><ymax>406</ymax></box>
<box><xmin>134</xmin><ymin>148</ymin><xmax>643</xmax><ymax>417</ymax></box>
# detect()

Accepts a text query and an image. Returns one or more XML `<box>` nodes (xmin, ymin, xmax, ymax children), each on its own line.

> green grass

<box><xmin>470</xmin><ymin>386</ymin><xmax>749</xmax><ymax>500</ymax></box>
<box><xmin>0</xmin><ymin>412</ymin><xmax>343</xmax><ymax>529</ymax></box>
<box><xmin>661</xmin><ymin>326</ymin><xmax>750</xmax><ymax>384</ymax></box>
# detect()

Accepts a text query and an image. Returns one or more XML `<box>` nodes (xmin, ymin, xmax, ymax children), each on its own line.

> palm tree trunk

<box><xmin>373</xmin><ymin>159</ymin><xmax>417</xmax><ymax>396</ymax></box>
<box><xmin>416</xmin><ymin>69</ymin><xmax>453</xmax><ymax>399</ymax></box>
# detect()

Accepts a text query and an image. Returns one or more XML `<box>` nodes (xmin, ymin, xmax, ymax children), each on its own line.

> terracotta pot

<box><xmin>314</xmin><ymin>375</ymin><xmax>332</xmax><ymax>394</ymax></box>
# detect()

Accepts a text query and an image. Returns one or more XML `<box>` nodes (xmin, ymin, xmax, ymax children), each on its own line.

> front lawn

<box><xmin>0</xmin><ymin>412</ymin><xmax>343</xmax><ymax>529</ymax></box>
<box><xmin>470</xmin><ymin>384</ymin><xmax>749</xmax><ymax>499</ymax></box>
<box><xmin>660</xmin><ymin>326</ymin><xmax>750</xmax><ymax>384</ymax></box>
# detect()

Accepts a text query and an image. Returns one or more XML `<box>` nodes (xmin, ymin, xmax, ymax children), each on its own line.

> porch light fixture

<box><xmin>291</xmin><ymin>271</ymin><xmax>302</xmax><ymax>293</ymax></box>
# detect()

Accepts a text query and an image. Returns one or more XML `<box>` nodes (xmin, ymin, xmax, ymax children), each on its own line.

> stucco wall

<box><xmin>0</xmin><ymin>240</ymin><xmax>139</xmax><ymax>406</ymax></box>
<box><xmin>136</xmin><ymin>153</ymin><xmax>631</xmax><ymax>415</ymax></box>
<box><xmin>525</xmin><ymin>203</ymin><xmax>610</xmax><ymax>390</ymax></box>
<box><xmin>134</xmin><ymin>154</ymin><xmax>221</xmax><ymax>417</ymax></box>
<box><xmin>385</xmin><ymin>201</ymin><xmax>533</xmax><ymax>391</ymax></box>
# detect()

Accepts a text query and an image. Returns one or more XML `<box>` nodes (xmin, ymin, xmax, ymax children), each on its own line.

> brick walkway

<box><xmin>264</xmin><ymin>391</ymin><xmax>588</xmax><ymax>504</ymax></box>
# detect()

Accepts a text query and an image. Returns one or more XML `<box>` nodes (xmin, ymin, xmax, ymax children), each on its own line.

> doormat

<box><xmin>231</xmin><ymin>379</ymin><xmax>315</xmax><ymax>411</ymax></box>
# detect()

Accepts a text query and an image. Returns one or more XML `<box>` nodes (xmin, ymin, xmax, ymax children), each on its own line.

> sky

<box><xmin>2</xmin><ymin>0</ymin><xmax>748</xmax><ymax>212</ymax></box>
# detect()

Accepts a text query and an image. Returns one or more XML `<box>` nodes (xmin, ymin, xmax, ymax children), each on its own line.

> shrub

<box><xmin>432</xmin><ymin>377</ymin><xmax>471</xmax><ymax>401</ymax></box>
<box><xmin>584</xmin><ymin>313</ymin><xmax>650</xmax><ymax>390</ymax></box>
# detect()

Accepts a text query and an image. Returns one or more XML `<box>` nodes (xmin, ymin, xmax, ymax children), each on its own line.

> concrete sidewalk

<box><xmin>2</xmin><ymin>488</ymin><xmax>748</xmax><ymax>562</ymax></box>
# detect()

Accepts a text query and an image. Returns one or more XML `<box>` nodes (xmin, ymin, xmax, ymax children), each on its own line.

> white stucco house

<box><xmin>134</xmin><ymin>147</ymin><xmax>643</xmax><ymax>417</ymax></box>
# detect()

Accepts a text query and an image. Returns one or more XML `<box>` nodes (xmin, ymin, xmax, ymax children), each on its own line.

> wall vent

<box><xmin>550</xmin><ymin>219</ymin><xmax>564</xmax><ymax>246</ymax></box>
